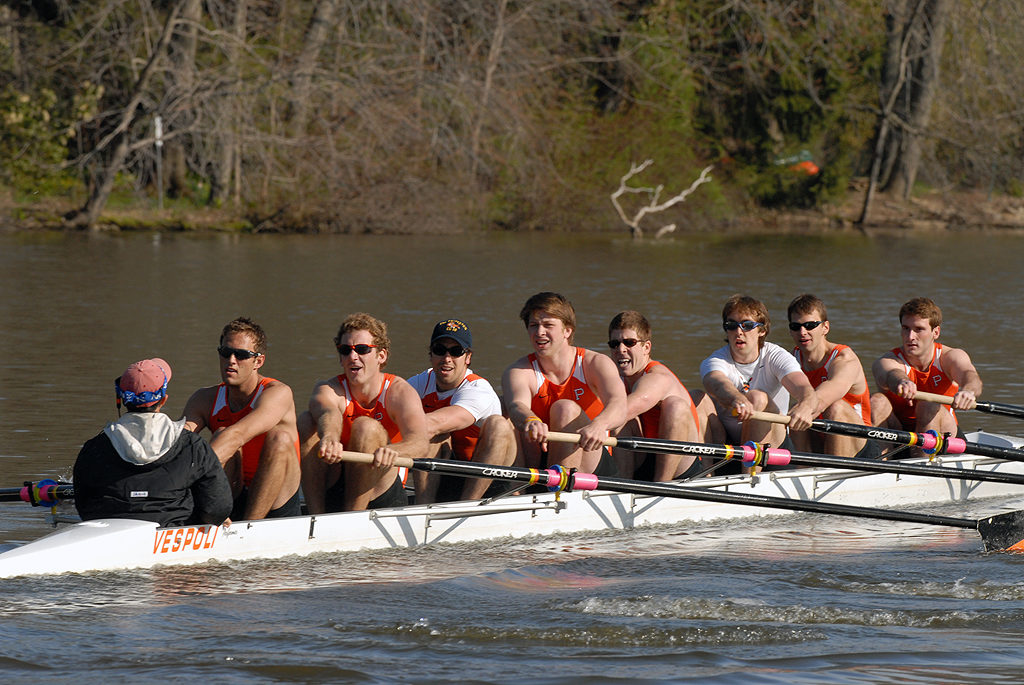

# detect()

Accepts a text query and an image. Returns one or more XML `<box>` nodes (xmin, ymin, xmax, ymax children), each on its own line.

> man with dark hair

<box><xmin>299</xmin><ymin>313</ymin><xmax>429</xmax><ymax>513</ymax></box>
<box><xmin>502</xmin><ymin>292</ymin><xmax>626</xmax><ymax>474</ymax></box>
<box><xmin>183</xmin><ymin>317</ymin><xmax>302</xmax><ymax>521</ymax></box>
<box><xmin>75</xmin><ymin>358</ymin><xmax>232</xmax><ymax>527</ymax></box>
<box><xmin>787</xmin><ymin>294</ymin><xmax>873</xmax><ymax>458</ymax></box>
<box><xmin>700</xmin><ymin>294</ymin><xmax>817</xmax><ymax>453</ymax></box>
<box><xmin>871</xmin><ymin>297</ymin><xmax>982</xmax><ymax>436</ymax></box>
<box><xmin>607</xmin><ymin>310</ymin><xmax>709</xmax><ymax>481</ymax></box>
<box><xmin>408</xmin><ymin>318</ymin><xmax>516</xmax><ymax>503</ymax></box>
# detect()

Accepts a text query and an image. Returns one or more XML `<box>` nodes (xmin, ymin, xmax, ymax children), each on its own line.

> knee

<box><xmin>481</xmin><ymin>414</ymin><xmax>514</xmax><ymax>441</ymax></box>
<box><xmin>350</xmin><ymin>416</ymin><xmax>387</xmax><ymax>446</ymax></box>
<box><xmin>549</xmin><ymin>399</ymin><xmax>583</xmax><ymax>426</ymax></box>
<box><xmin>746</xmin><ymin>390</ymin><xmax>770</xmax><ymax>411</ymax></box>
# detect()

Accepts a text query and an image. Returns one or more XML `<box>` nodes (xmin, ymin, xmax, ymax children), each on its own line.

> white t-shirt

<box><xmin>407</xmin><ymin>368</ymin><xmax>502</xmax><ymax>426</ymax></box>
<box><xmin>700</xmin><ymin>342</ymin><xmax>802</xmax><ymax>435</ymax></box>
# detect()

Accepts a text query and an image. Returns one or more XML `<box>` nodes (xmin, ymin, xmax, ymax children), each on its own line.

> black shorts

<box><xmin>324</xmin><ymin>472</ymin><xmax>409</xmax><ymax>512</ymax></box>
<box><xmin>230</xmin><ymin>487</ymin><xmax>301</xmax><ymax>521</ymax></box>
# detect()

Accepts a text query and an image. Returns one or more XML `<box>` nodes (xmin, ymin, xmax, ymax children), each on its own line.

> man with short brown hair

<box><xmin>700</xmin><ymin>294</ymin><xmax>817</xmax><ymax>452</ymax></box>
<box><xmin>871</xmin><ymin>297</ymin><xmax>982</xmax><ymax>436</ymax></box>
<box><xmin>502</xmin><ymin>292</ymin><xmax>626</xmax><ymax>474</ymax></box>
<box><xmin>183</xmin><ymin>317</ymin><xmax>301</xmax><ymax>521</ymax></box>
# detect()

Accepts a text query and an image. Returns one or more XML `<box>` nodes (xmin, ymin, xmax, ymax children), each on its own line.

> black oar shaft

<box><xmin>608</xmin><ymin>434</ymin><xmax>1024</xmax><ymax>486</ymax></box>
<box><xmin>811</xmin><ymin>419</ymin><xmax>1024</xmax><ymax>462</ymax></box>
<box><xmin>402</xmin><ymin>457</ymin><xmax>978</xmax><ymax>531</ymax></box>
<box><xmin>914</xmin><ymin>391</ymin><xmax>1024</xmax><ymax>420</ymax></box>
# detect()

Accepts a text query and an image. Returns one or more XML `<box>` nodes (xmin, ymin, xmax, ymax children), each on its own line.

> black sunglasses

<box><xmin>337</xmin><ymin>343</ymin><xmax>377</xmax><ymax>356</ymax></box>
<box><xmin>789</xmin><ymin>320</ymin><xmax>824</xmax><ymax>331</ymax></box>
<box><xmin>217</xmin><ymin>346</ymin><xmax>262</xmax><ymax>360</ymax></box>
<box><xmin>430</xmin><ymin>343</ymin><xmax>467</xmax><ymax>358</ymax></box>
<box><xmin>607</xmin><ymin>338</ymin><xmax>642</xmax><ymax>349</ymax></box>
<box><xmin>723</xmin><ymin>320</ymin><xmax>764</xmax><ymax>332</ymax></box>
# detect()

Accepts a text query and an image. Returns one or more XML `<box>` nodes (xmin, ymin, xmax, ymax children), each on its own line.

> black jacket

<box><xmin>74</xmin><ymin>429</ymin><xmax>233</xmax><ymax>527</ymax></box>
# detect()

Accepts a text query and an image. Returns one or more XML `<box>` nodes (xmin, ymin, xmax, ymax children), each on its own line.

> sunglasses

<box><xmin>430</xmin><ymin>343</ymin><xmax>467</xmax><ymax>358</ymax></box>
<box><xmin>607</xmin><ymin>338</ymin><xmax>642</xmax><ymax>349</ymax></box>
<box><xmin>337</xmin><ymin>343</ymin><xmax>377</xmax><ymax>356</ymax></box>
<box><xmin>217</xmin><ymin>346</ymin><xmax>262</xmax><ymax>360</ymax></box>
<box><xmin>723</xmin><ymin>320</ymin><xmax>764</xmax><ymax>332</ymax></box>
<box><xmin>789</xmin><ymin>320</ymin><xmax>824</xmax><ymax>331</ymax></box>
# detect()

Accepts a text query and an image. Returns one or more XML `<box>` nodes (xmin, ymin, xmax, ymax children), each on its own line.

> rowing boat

<box><xmin>1</xmin><ymin>430</ymin><xmax>1023</xmax><ymax>578</ymax></box>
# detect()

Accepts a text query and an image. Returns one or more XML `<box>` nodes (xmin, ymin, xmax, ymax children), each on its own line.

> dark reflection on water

<box><xmin>2</xmin><ymin>230</ymin><xmax>1024</xmax><ymax>681</ymax></box>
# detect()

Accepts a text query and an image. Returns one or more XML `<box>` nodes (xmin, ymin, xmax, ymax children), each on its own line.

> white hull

<box><xmin>2</xmin><ymin>430</ymin><xmax>1023</xmax><ymax>578</ymax></box>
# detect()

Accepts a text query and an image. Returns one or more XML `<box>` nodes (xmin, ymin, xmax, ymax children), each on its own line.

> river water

<box><xmin>2</xmin><ymin>229</ymin><xmax>1024</xmax><ymax>682</ymax></box>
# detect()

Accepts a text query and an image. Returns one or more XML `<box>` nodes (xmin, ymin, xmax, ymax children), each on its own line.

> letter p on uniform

<box><xmin>574</xmin><ymin>388</ymin><xmax>585</xmax><ymax>401</ymax></box>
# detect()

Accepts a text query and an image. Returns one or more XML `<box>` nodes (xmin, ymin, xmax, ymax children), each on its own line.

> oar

<box><xmin>543</xmin><ymin>431</ymin><xmax>1024</xmax><ymax>487</ymax></box>
<box><xmin>336</xmin><ymin>451</ymin><xmax>1024</xmax><ymax>553</ymax></box>
<box><xmin>746</xmin><ymin>410</ymin><xmax>1024</xmax><ymax>462</ymax></box>
<box><xmin>914</xmin><ymin>391</ymin><xmax>1024</xmax><ymax>421</ymax></box>
<box><xmin>0</xmin><ymin>480</ymin><xmax>74</xmax><ymax>506</ymax></box>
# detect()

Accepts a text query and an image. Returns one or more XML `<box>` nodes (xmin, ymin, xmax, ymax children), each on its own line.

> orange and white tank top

<box><xmin>795</xmin><ymin>345</ymin><xmax>872</xmax><ymax>424</ymax></box>
<box><xmin>529</xmin><ymin>347</ymin><xmax>604</xmax><ymax>422</ymax></box>
<box><xmin>339</xmin><ymin>373</ymin><xmax>406</xmax><ymax>482</ymax></box>
<box><xmin>209</xmin><ymin>377</ymin><xmax>301</xmax><ymax>487</ymax></box>
<box><xmin>884</xmin><ymin>343</ymin><xmax>958</xmax><ymax>424</ymax></box>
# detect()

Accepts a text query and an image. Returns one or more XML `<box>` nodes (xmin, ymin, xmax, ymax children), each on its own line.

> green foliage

<box><xmin>0</xmin><ymin>86</ymin><xmax>71</xmax><ymax>193</ymax></box>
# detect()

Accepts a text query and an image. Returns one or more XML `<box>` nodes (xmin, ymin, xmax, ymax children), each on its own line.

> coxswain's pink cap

<box><xmin>116</xmin><ymin>358</ymin><xmax>172</xmax><ymax>407</ymax></box>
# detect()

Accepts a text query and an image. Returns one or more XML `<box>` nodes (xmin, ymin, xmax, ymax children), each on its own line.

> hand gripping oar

<box><xmin>544</xmin><ymin>431</ymin><xmax>1024</xmax><ymax>487</ymax></box>
<box><xmin>0</xmin><ymin>480</ymin><xmax>74</xmax><ymax>506</ymax></box>
<box><xmin>336</xmin><ymin>451</ymin><xmax>1024</xmax><ymax>553</ymax></box>
<box><xmin>913</xmin><ymin>391</ymin><xmax>1024</xmax><ymax>421</ymax></box>
<box><xmin>746</xmin><ymin>410</ymin><xmax>1024</xmax><ymax>463</ymax></box>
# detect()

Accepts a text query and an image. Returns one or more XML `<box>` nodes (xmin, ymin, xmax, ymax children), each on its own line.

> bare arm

<box><xmin>502</xmin><ymin>359</ymin><xmax>545</xmax><ymax>443</ymax></box>
<box><xmin>578</xmin><ymin>352</ymin><xmax>627</xmax><ymax>450</ymax></box>
<box><xmin>424</xmin><ymin>405</ymin><xmax>476</xmax><ymax>439</ymax></box>
<box><xmin>181</xmin><ymin>386</ymin><xmax>215</xmax><ymax>434</ymax></box>
<box><xmin>623</xmin><ymin>369</ymin><xmax>674</xmax><ymax>423</ymax></box>
<box><xmin>702</xmin><ymin>370</ymin><xmax>749</xmax><ymax>420</ymax></box>
<box><xmin>942</xmin><ymin>346</ymin><xmax>983</xmax><ymax>409</ymax></box>
<box><xmin>380</xmin><ymin>379</ymin><xmax>429</xmax><ymax>462</ymax></box>
<box><xmin>308</xmin><ymin>379</ymin><xmax>347</xmax><ymax>464</ymax></box>
<box><xmin>813</xmin><ymin>348</ymin><xmax>866</xmax><ymax>410</ymax></box>
<box><xmin>780</xmin><ymin>370</ymin><xmax>817</xmax><ymax>431</ymax></box>
<box><xmin>872</xmin><ymin>354</ymin><xmax>914</xmax><ymax>398</ymax></box>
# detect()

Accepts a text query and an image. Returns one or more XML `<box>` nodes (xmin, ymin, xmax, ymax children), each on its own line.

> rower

<box><xmin>182</xmin><ymin>317</ymin><xmax>302</xmax><ymax>520</ymax></box>
<box><xmin>407</xmin><ymin>318</ymin><xmax>516</xmax><ymax>503</ymax></box>
<box><xmin>606</xmin><ymin>310</ymin><xmax>715</xmax><ymax>481</ymax></box>
<box><xmin>74</xmin><ymin>357</ymin><xmax>232</xmax><ymax>527</ymax></box>
<box><xmin>871</xmin><ymin>297</ymin><xmax>982</xmax><ymax>442</ymax></box>
<box><xmin>787</xmin><ymin>294</ymin><xmax>876</xmax><ymax>458</ymax></box>
<box><xmin>502</xmin><ymin>292</ymin><xmax>626</xmax><ymax>475</ymax></box>
<box><xmin>298</xmin><ymin>313</ymin><xmax>429</xmax><ymax>513</ymax></box>
<box><xmin>700</xmin><ymin>294</ymin><xmax>817</xmax><ymax>472</ymax></box>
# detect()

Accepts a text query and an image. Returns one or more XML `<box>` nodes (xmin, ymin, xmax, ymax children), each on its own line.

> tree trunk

<box><xmin>879</xmin><ymin>0</ymin><xmax>952</xmax><ymax>199</ymax></box>
<box><xmin>289</xmin><ymin>0</ymin><xmax>339</xmax><ymax>139</ymax></box>
<box><xmin>165</xmin><ymin>0</ymin><xmax>201</xmax><ymax>200</ymax></box>
<box><xmin>209</xmin><ymin>0</ymin><xmax>246</xmax><ymax>207</ymax></box>
<box><xmin>64</xmin><ymin>1</ymin><xmax>184</xmax><ymax>230</ymax></box>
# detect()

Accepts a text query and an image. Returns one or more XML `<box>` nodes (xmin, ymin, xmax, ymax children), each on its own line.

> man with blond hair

<box><xmin>299</xmin><ymin>313</ymin><xmax>429</xmax><ymax>512</ymax></box>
